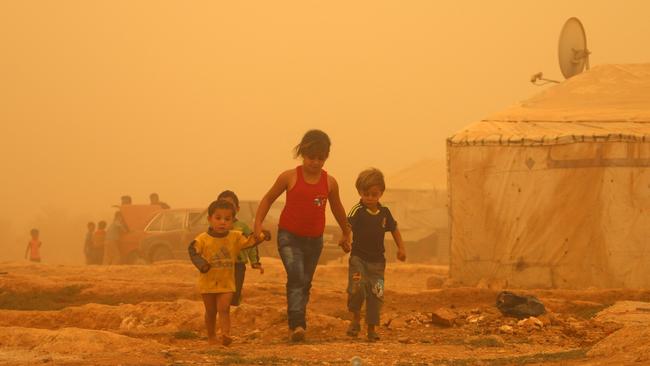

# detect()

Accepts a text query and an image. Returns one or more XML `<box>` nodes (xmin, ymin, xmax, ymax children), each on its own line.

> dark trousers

<box><xmin>277</xmin><ymin>229</ymin><xmax>323</xmax><ymax>330</ymax></box>
<box><xmin>231</xmin><ymin>262</ymin><xmax>246</xmax><ymax>306</ymax></box>
<box><xmin>347</xmin><ymin>255</ymin><xmax>385</xmax><ymax>325</ymax></box>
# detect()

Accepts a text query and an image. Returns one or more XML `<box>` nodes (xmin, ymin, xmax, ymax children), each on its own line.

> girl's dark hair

<box><xmin>293</xmin><ymin>129</ymin><xmax>331</xmax><ymax>159</ymax></box>
<box><xmin>30</xmin><ymin>228</ymin><xmax>39</xmax><ymax>236</ymax></box>
<box><xmin>98</xmin><ymin>221</ymin><xmax>107</xmax><ymax>229</ymax></box>
<box><xmin>208</xmin><ymin>199</ymin><xmax>236</xmax><ymax>217</ymax></box>
<box><xmin>217</xmin><ymin>190</ymin><xmax>239</xmax><ymax>208</ymax></box>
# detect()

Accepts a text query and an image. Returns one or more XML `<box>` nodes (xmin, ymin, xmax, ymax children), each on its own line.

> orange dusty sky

<box><xmin>1</xmin><ymin>1</ymin><xmax>649</xmax><ymax>262</ymax></box>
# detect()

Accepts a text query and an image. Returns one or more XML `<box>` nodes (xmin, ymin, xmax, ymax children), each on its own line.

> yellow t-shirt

<box><xmin>193</xmin><ymin>230</ymin><xmax>253</xmax><ymax>294</ymax></box>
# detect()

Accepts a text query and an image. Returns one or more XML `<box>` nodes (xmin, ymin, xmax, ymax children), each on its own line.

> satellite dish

<box><xmin>531</xmin><ymin>17</ymin><xmax>591</xmax><ymax>85</ymax></box>
<box><xmin>558</xmin><ymin>17</ymin><xmax>590</xmax><ymax>79</ymax></box>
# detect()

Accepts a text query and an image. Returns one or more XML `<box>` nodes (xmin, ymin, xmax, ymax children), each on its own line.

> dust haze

<box><xmin>1</xmin><ymin>1</ymin><xmax>649</xmax><ymax>263</ymax></box>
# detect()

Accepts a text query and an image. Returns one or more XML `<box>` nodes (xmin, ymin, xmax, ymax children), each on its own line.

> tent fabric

<box><xmin>449</xmin><ymin>64</ymin><xmax>650</xmax><ymax>147</ymax></box>
<box><xmin>448</xmin><ymin>64</ymin><xmax>650</xmax><ymax>289</ymax></box>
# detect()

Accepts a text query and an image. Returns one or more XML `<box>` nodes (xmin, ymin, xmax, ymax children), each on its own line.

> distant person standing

<box><xmin>83</xmin><ymin>222</ymin><xmax>96</xmax><ymax>264</ymax></box>
<box><xmin>91</xmin><ymin>221</ymin><xmax>107</xmax><ymax>264</ymax></box>
<box><xmin>103</xmin><ymin>212</ymin><xmax>126</xmax><ymax>265</ymax></box>
<box><xmin>25</xmin><ymin>228</ymin><xmax>42</xmax><ymax>263</ymax></box>
<box><xmin>149</xmin><ymin>193</ymin><xmax>170</xmax><ymax>209</ymax></box>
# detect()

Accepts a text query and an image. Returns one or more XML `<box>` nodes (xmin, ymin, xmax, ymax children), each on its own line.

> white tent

<box><xmin>447</xmin><ymin>64</ymin><xmax>650</xmax><ymax>289</ymax></box>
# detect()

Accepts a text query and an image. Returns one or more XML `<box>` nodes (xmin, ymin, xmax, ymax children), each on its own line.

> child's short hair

<box><xmin>98</xmin><ymin>221</ymin><xmax>107</xmax><ymax>229</ymax></box>
<box><xmin>87</xmin><ymin>222</ymin><xmax>95</xmax><ymax>229</ymax></box>
<box><xmin>30</xmin><ymin>228</ymin><xmax>39</xmax><ymax>236</ymax></box>
<box><xmin>355</xmin><ymin>168</ymin><xmax>386</xmax><ymax>192</ymax></box>
<box><xmin>208</xmin><ymin>199</ymin><xmax>236</xmax><ymax>217</ymax></box>
<box><xmin>294</xmin><ymin>129</ymin><xmax>331</xmax><ymax>159</ymax></box>
<box><xmin>217</xmin><ymin>190</ymin><xmax>239</xmax><ymax>208</ymax></box>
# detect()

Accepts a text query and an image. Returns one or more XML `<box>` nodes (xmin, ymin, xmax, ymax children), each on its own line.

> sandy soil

<box><xmin>1</xmin><ymin>258</ymin><xmax>649</xmax><ymax>366</ymax></box>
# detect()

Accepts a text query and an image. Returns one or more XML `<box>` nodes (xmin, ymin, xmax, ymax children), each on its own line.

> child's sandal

<box><xmin>221</xmin><ymin>335</ymin><xmax>232</xmax><ymax>346</ymax></box>
<box><xmin>346</xmin><ymin>323</ymin><xmax>360</xmax><ymax>337</ymax></box>
<box><xmin>367</xmin><ymin>331</ymin><xmax>380</xmax><ymax>342</ymax></box>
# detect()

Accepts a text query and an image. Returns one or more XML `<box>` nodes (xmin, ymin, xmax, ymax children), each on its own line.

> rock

<box><xmin>466</xmin><ymin>314</ymin><xmax>485</xmax><ymax>323</ymax></box>
<box><xmin>431</xmin><ymin>307</ymin><xmax>458</xmax><ymax>327</ymax></box>
<box><xmin>517</xmin><ymin>316</ymin><xmax>543</xmax><ymax>330</ymax></box>
<box><xmin>398</xmin><ymin>336</ymin><xmax>414</xmax><ymax>344</ymax></box>
<box><xmin>499</xmin><ymin>325</ymin><xmax>514</xmax><ymax>334</ymax></box>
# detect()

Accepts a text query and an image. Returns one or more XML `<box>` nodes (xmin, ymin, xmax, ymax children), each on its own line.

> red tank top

<box><xmin>279</xmin><ymin>166</ymin><xmax>329</xmax><ymax>237</ymax></box>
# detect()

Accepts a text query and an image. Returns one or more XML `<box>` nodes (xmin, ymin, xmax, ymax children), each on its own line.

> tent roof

<box><xmin>449</xmin><ymin>64</ymin><xmax>650</xmax><ymax>146</ymax></box>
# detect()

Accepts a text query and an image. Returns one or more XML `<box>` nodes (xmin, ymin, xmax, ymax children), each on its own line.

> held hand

<box><xmin>396</xmin><ymin>248</ymin><xmax>406</xmax><ymax>262</ymax></box>
<box><xmin>200</xmin><ymin>263</ymin><xmax>211</xmax><ymax>273</ymax></box>
<box><xmin>338</xmin><ymin>236</ymin><xmax>351</xmax><ymax>253</ymax></box>
<box><xmin>259</xmin><ymin>229</ymin><xmax>272</xmax><ymax>242</ymax></box>
<box><xmin>253</xmin><ymin>225</ymin><xmax>264</xmax><ymax>242</ymax></box>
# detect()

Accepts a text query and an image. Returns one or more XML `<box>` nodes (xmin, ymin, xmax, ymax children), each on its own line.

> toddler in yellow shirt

<box><xmin>188</xmin><ymin>199</ymin><xmax>270</xmax><ymax>346</ymax></box>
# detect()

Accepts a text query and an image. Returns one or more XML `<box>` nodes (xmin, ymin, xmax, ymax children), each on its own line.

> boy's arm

<box><xmin>390</xmin><ymin>228</ymin><xmax>406</xmax><ymax>262</ymax></box>
<box><xmin>385</xmin><ymin>209</ymin><xmax>405</xmax><ymax>261</ymax></box>
<box><xmin>247</xmin><ymin>245</ymin><xmax>260</xmax><ymax>265</ymax></box>
<box><xmin>188</xmin><ymin>240</ymin><xmax>210</xmax><ymax>273</ymax></box>
<box><xmin>240</xmin><ymin>230</ymin><xmax>271</xmax><ymax>250</ymax></box>
<box><xmin>24</xmin><ymin>243</ymin><xmax>29</xmax><ymax>259</ymax></box>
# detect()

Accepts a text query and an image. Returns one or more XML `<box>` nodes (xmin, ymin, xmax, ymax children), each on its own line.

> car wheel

<box><xmin>150</xmin><ymin>246</ymin><xmax>173</xmax><ymax>263</ymax></box>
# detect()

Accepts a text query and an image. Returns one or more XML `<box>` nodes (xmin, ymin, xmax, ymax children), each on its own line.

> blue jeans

<box><xmin>347</xmin><ymin>255</ymin><xmax>385</xmax><ymax>325</ymax></box>
<box><xmin>277</xmin><ymin>229</ymin><xmax>323</xmax><ymax>330</ymax></box>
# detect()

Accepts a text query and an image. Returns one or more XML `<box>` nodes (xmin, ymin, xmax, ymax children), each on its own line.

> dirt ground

<box><xmin>1</xmin><ymin>258</ymin><xmax>650</xmax><ymax>366</ymax></box>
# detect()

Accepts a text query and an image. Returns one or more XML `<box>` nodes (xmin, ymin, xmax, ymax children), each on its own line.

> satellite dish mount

<box><xmin>531</xmin><ymin>17</ymin><xmax>591</xmax><ymax>85</ymax></box>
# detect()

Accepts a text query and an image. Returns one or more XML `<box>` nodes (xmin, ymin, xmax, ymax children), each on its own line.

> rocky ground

<box><xmin>1</xmin><ymin>258</ymin><xmax>650</xmax><ymax>365</ymax></box>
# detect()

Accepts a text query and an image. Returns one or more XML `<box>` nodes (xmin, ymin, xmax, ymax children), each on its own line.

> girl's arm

<box><xmin>327</xmin><ymin>176</ymin><xmax>352</xmax><ymax>246</ymax></box>
<box><xmin>391</xmin><ymin>228</ymin><xmax>407</xmax><ymax>262</ymax></box>
<box><xmin>24</xmin><ymin>243</ymin><xmax>30</xmax><ymax>259</ymax></box>
<box><xmin>254</xmin><ymin>171</ymin><xmax>290</xmax><ymax>238</ymax></box>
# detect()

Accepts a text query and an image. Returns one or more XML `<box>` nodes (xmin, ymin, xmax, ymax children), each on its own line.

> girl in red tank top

<box><xmin>253</xmin><ymin>130</ymin><xmax>351</xmax><ymax>341</ymax></box>
<box><xmin>278</xmin><ymin>166</ymin><xmax>329</xmax><ymax>237</ymax></box>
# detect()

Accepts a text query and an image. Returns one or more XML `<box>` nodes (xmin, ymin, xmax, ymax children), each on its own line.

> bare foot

<box><xmin>221</xmin><ymin>334</ymin><xmax>233</xmax><ymax>346</ymax></box>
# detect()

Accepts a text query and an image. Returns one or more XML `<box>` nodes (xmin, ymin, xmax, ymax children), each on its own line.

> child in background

<box><xmin>91</xmin><ymin>221</ymin><xmax>107</xmax><ymax>264</ymax></box>
<box><xmin>345</xmin><ymin>168</ymin><xmax>406</xmax><ymax>341</ymax></box>
<box><xmin>25</xmin><ymin>228</ymin><xmax>42</xmax><ymax>263</ymax></box>
<box><xmin>217</xmin><ymin>190</ymin><xmax>264</xmax><ymax>307</ymax></box>
<box><xmin>188</xmin><ymin>199</ymin><xmax>270</xmax><ymax>346</ymax></box>
<box><xmin>84</xmin><ymin>222</ymin><xmax>96</xmax><ymax>264</ymax></box>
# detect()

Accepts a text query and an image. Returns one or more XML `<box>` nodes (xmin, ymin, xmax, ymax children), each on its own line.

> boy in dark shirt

<box><xmin>345</xmin><ymin>168</ymin><xmax>406</xmax><ymax>341</ymax></box>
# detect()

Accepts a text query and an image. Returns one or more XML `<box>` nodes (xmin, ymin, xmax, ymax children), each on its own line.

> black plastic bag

<box><xmin>496</xmin><ymin>291</ymin><xmax>545</xmax><ymax>318</ymax></box>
